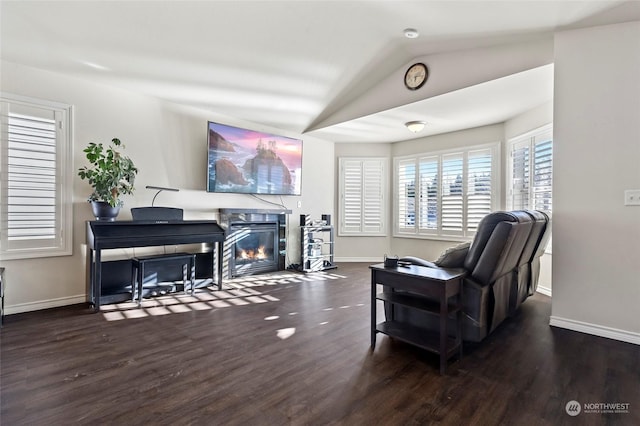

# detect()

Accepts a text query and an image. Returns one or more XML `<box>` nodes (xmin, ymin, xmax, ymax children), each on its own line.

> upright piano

<box><xmin>86</xmin><ymin>220</ymin><xmax>225</xmax><ymax>311</ymax></box>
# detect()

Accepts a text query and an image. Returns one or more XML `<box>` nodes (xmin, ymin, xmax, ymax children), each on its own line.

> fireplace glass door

<box><xmin>228</xmin><ymin>222</ymin><xmax>279</xmax><ymax>277</ymax></box>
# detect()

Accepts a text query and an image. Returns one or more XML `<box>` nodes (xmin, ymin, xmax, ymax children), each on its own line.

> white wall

<box><xmin>316</xmin><ymin>37</ymin><xmax>553</xmax><ymax>130</ymax></box>
<box><xmin>552</xmin><ymin>21</ymin><xmax>640</xmax><ymax>344</ymax></box>
<box><xmin>1</xmin><ymin>60</ymin><xmax>335</xmax><ymax>314</ymax></box>
<box><xmin>504</xmin><ymin>101</ymin><xmax>553</xmax><ymax>140</ymax></box>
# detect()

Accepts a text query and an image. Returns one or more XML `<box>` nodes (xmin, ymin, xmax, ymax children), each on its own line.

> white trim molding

<box><xmin>335</xmin><ymin>257</ymin><xmax>383</xmax><ymax>263</ymax></box>
<box><xmin>536</xmin><ymin>286</ymin><xmax>552</xmax><ymax>297</ymax></box>
<box><xmin>550</xmin><ymin>316</ymin><xmax>640</xmax><ymax>345</ymax></box>
<box><xmin>4</xmin><ymin>294</ymin><xmax>86</xmax><ymax>315</ymax></box>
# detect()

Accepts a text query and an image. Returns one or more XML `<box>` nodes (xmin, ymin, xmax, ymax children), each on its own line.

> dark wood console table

<box><xmin>86</xmin><ymin>220</ymin><xmax>225</xmax><ymax>311</ymax></box>
<box><xmin>370</xmin><ymin>263</ymin><xmax>465</xmax><ymax>374</ymax></box>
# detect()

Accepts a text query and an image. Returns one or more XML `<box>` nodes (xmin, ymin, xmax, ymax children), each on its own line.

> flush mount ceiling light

<box><xmin>405</xmin><ymin>121</ymin><xmax>427</xmax><ymax>133</ymax></box>
<box><xmin>404</xmin><ymin>28</ymin><xmax>419</xmax><ymax>39</ymax></box>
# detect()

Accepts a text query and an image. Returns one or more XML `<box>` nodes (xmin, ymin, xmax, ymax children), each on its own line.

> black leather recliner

<box><xmin>510</xmin><ymin>210</ymin><xmax>551</xmax><ymax>315</ymax></box>
<box><xmin>389</xmin><ymin>210</ymin><xmax>550</xmax><ymax>342</ymax></box>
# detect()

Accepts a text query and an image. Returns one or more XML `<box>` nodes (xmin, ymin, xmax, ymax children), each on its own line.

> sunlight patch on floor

<box><xmin>167</xmin><ymin>304</ymin><xmax>192</xmax><ymax>314</ymax></box>
<box><xmin>101</xmin><ymin>286</ymin><xmax>282</xmax><ymax>321</ymax></box>
<box><xmin>228</xmin><ymin>298</ymin><xmax>250</xmax><ymax>306</ymax></box>
<box><xmin>276</xmin><ymin>328</ymin><xmax>296</xmax><ymax>339</ymax></box>
<box><xmin>208</xmin><ymin>300</ymin><xmax>231</xmax><ymax>308</ymax></box>
<box><xmin>101</xmin><ymin>270</ymin><xmax>348</xmax><ymax>322</ymax></box>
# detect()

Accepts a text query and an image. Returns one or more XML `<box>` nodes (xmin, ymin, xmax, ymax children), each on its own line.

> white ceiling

<box><xmin>2</xmin><ymin>0</ymin><xmax>639</xmax><ymax>143</ymax></box>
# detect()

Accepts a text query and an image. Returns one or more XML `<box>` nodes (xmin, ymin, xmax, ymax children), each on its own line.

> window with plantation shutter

<box><xmin>0</xmin><ymin>93</ymin><xmax>73</xmax><ymax>260</ymax></box>
<box><xmin>508</xmin><ymin>124</ymin><xmax>552</xmax><ymax>215</ymax></box>
<box><xmin>394</xmin><ymin>142</ymin><xmax>499</xmax><ymax>239</ymax></box>
<box><xmin>339</xmin><ymin>157</ymin><xmax>387</xmax><ymax>236</ymax></box>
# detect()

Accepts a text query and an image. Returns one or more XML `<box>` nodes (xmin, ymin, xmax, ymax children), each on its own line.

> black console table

<box><xmin>86</xmin><ymin>220</ymin><xmax>225</xmax><ymax>311</ymax></box>
<box><xmin>370</xmin><ymin>263</ymin><xmax>465</xmax><ymax>374</ymax></box>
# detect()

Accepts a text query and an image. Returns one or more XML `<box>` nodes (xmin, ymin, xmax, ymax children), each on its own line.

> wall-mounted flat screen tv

<box><xmin>207</xmin><ymin>121</ymin><xmax>302</xmax><ymax>195</ymax></box>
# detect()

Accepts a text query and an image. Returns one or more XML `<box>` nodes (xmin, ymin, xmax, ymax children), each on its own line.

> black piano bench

<box><xmin>131</xmin><ymin>253</ymin><xmax>196</xmax><ymax>304</ymax></box>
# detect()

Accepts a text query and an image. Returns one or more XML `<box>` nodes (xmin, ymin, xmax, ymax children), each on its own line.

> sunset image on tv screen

<box><xmin>207</xmin><ymin>122</ymin><xmax>302</xmax><ymax>195</ymax></box>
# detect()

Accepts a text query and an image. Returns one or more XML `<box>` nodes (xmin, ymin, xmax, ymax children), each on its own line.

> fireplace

<box><xmin>228</xmin><ymin>222</ymin><xmax>278</xmax><ymax>276</ymax></box>
<box><xmin>219</xmin><ymin>208</ymin><xmax>291</xmax><ymax>278</ymax></box>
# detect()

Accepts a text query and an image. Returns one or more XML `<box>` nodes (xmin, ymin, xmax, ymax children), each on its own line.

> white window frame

<box><xmin>507</xmin><ymin>124</ymin><xmax>552</xmax><ymax>254</ymax></box>
<box><xmin>393</xmin><ymin>142</ymin><xmax>500</xmax><ymax>240</ymax></box>
<box><xmin>506</xmin><ymin>124</ymin><xmax>553</xmax><ymax>214</ymax></box>
<box><xmin>0</xmin><ymin>92</ymin><xmax>74</xmax><ymax>260</ymax></box>
<box><xmin>338</xmin><ymin>157</ymin><xmax>388</xmax><ymax>236</ymax></box>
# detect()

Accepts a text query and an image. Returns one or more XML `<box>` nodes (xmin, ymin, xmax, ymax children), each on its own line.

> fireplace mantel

<box><xmin>219</xmin><ymin>208</ymin><xmax>292</xmax><ymax>218</ymax></box>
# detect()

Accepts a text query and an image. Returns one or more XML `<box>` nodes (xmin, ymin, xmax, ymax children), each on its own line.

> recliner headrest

<box><xmin>464</xmin><ymin>211</ymin><xmax>518</xmax><ymax>271</ymax></box>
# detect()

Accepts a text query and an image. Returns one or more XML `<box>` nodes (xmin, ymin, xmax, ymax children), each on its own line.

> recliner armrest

<box><xmin>398</xmin><ymin>256</ymin><xmax>437</xmax><ymax>268</ymax></box>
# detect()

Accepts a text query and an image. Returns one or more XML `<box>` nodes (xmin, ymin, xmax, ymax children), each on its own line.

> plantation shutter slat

<box><xmin>4</xmin><ymin>108</ymin><xmax>58</xmax><ymax>244</ymax></box>
<box><xmin>533</xmin><ymin>130</ymin><xmax>553</xmax><ymax>213</ymax></box>
<box><xmin>418</xmin><ymin>156</ymin><xmax>438</xmax><ymax>231</ymax></box>
<box><xmin>362</xmin><ymin>160</ymin><xmax>384</xmax><ymax>233</ymax></box>
<box><xmin>467</xmin><ymin>148</ymin><xmax>493</xmax><ymax>232</ymax></box>
<box><xmin>340</xmin><ymin>159</ymin><xmax>363</xmax><ymax>234</ymax></box>
<box><xmin>511</xmin><ymin>139</ymin><xmax>530</xmax><ymax>210</ymax></box>
<box><xmin>339</xmin><ymin>158</ymin><xmax>386</xmax><ymax>236</ymax></box>
<box><xmin>397</xmin><ymin>159</ymin><xmax>416</xmax><ymax>232</ymax></box>
<box><xmin>441</xmin><ymin>153</ymin><xmax>463</xmax><ymax>234</ymax></box>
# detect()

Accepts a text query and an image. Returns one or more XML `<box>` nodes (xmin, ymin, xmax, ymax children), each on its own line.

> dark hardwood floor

<box><xmin>1</xmin><ymin>263</ymin><xmax>638</xmax><ymax>425</ymax></box>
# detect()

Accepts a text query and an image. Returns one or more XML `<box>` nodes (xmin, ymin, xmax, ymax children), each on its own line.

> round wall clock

<box><xmin>404</xmin><ymin>62</ymin><xmax>428</xmax><ymax>90</ymax></box>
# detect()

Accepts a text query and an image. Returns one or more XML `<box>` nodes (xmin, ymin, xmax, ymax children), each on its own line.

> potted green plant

<box><xmin>78</xmin><ymin>137</ymin><xmax>138</xmax><ymax>221</ymax></box>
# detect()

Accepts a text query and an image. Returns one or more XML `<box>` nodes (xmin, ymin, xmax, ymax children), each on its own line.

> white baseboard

<box><xmin>536</xmin><ymin>285</ymin><xmax>552</xmax><ymax>297</ymax></box>
<box><xmin>4</xmin><ymin>295</ymin><xmax>86</xmax><ymax>315</ymax></box>
<box><xmin>334</xmin><ymin>257</ymin><xmax>383</xmax><ymax>263</ymax></box>
<box><xmin>550</xmin><ymin>316</ymin><xmax>640</xmax><ymax>345</ymax></box>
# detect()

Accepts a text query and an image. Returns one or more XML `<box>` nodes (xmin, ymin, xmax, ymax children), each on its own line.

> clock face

<box><xmin>404</xmin><ymin>63</ymin><xmax>428</xmax><ymax>90</ymax></box>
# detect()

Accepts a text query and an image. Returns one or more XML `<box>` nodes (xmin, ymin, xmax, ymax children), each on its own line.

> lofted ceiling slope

<box><xmin>1</xmin><ymin>0</ymin><xmax>639</xmax><ymax>143</ymax></box>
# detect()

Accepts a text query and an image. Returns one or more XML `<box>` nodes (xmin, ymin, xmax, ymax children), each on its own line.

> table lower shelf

<box><xmin>376</xmin><ymin>292</ymin><xmax>460</xmax><ymax>314</ymax></box>
<box><xmin>376</xmin><ymin>320</ymin><xmax>461</xmax><ymax>357</ymax></box>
